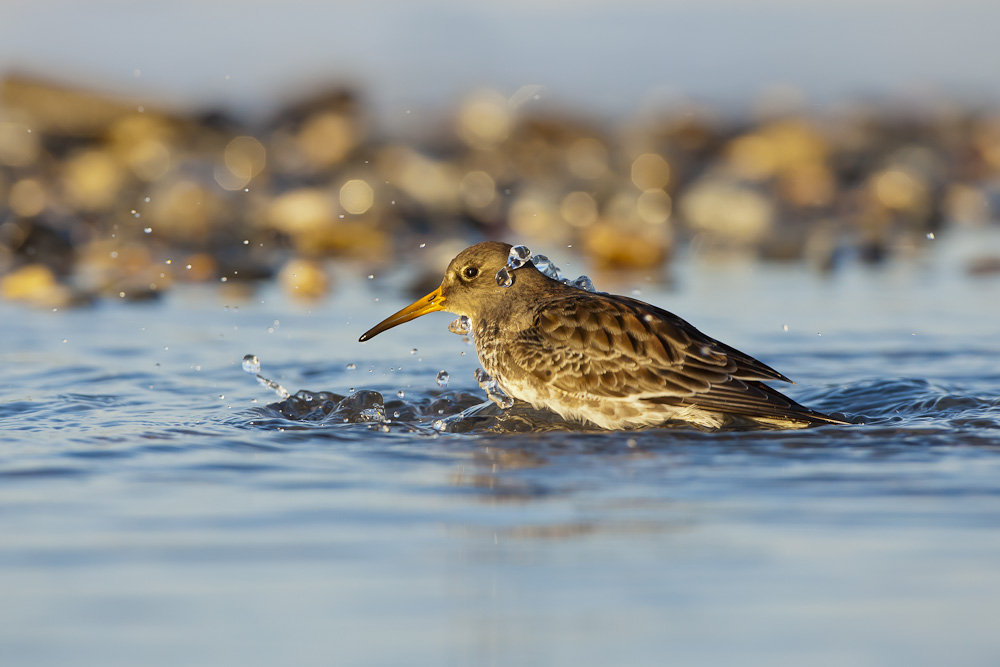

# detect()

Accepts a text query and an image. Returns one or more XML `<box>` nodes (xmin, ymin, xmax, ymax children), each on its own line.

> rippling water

<box><xmin>2</xmin><ymin>242</ymin><xmax>1000</xmax><ymax>666</ymax></box>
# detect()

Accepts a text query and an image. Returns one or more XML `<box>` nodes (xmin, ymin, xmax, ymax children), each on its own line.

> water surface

<box><xmin>2</xmin><ymin>243</ymin><xmax>999</xmax><ymax>666</ymax></box>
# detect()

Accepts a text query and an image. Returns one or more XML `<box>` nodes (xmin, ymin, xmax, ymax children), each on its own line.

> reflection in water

<box><xmin>240</xmin><ymin>372</ymin><xmax>1000</xmax><ymax>507</ymax></box>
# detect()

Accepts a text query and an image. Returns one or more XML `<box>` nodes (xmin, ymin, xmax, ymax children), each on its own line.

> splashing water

<box><xmin>436</xmin><ymin>370</ymin><xmax>450</xmax><ymax>388</ymax></box>
<box><xmin>242</xmin><ymin>353</ymin><xmax>290</xmax><ymax>399</ymax></box>
<box><xmin>495</xmin><ymin>266</ymin><xmax>514</xmax><ymax>288</ymax></box>
<box><xmin>448</xmin><ymin>315</ymin><xmax>472</xmax><ymax>335</ymax></box>
<box><xmin>241</xmin><ymin>354</ymin><xmax>261</xmax><ymax>374</ymax></box>
<box><xmin>474</xmin><ymin>367</ymin><xmax>515</xmax><ymax>409</ymax></box>
<box><xmin>529</xmin><ymin>254</ymin><xmax>562</xmax><ymax>281</ymax></box>
<box><xmin>495</xmin><ymin>244</ymin><xmax>532</xmax><ymax>287</ymax></box>
<box><xmin>531</xmin><ymin>255</ymin><xmax>597</xmax><ymax>292</ymax></box>
<box><xmin>507</xmin><ymin>244</ymin><xmax>532</xmax><ymax>269</ymax></box>
<box><xmin>496</xmin><ymin>243</ymin><xmax>598</xmax><ymax>293</ymax></box>
<box><xmin>335</xmin><ymin>390</ymin><xmax>387</xmax><ymax>423</ymax></box>
<box><xmin>531</xmin><ymin>252</ymin><xmax>597</xmax><ymax>293</ymax></box>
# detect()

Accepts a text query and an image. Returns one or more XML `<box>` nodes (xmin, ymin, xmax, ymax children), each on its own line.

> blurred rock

<box><xmin>0</xmin><ymin>263</ymin><xmax>74</xmax><ymax>307</ymax></box>
<box><xmin>278</xmin><ymin>257</ymin><xmax>330</xmax><ymax>300</ymax></box>
<box><xmin>2</xmin><ymin>73</ymin><xmax>999</xmax><ymax>307</ymax></box>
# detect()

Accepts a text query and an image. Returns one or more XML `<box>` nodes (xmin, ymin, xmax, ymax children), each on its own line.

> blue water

<box><xmin>2</xmin><ymin>237</ymin><xmax>1000</xmax><ymax>666</ymax></box>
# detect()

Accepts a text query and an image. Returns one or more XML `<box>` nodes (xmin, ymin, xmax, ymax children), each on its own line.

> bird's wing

<box><xmin>507</xmin><ymin>293</ymin><xmax>834</xmax><ymax>422</ymax></box>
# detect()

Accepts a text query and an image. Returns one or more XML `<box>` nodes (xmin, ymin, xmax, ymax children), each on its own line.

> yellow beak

<box><xmin>358</xmin><ymin>286</ymin><xmax>447</xmax><ymax>342</ymax></box>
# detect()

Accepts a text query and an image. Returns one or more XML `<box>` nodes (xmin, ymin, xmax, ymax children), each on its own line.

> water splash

<box><xmin>474</xmin><ymin>368</ymin><xmax>515</xmax><ymax>409</ymax></box>
<box><xmin>495</xmin><ymin>266</ymin><xmax>514</xmax><ymax>287</ymax></box>
<box><xmin>241</xmin><ymin>355</ymin><xmax>260</xmax><ymax>374</ymax></box>
<box><xmin>495</xmin><ymin>244</ymin><xmax>533</xmax><ymax>288</ymax></box>
<box><xmin>449</xmin><ymin>315</ymin><xmax>472</xmax><ymax>335</ymax></box>
<box><xmin>529</xmin><ymin>251</ymin><xmax>596</xmax><ymax>293</ymax></box>
<box><xmin>436</xmin><ymin>370</ymin><xmax>450</xmax><ymax>388</ymax></box>
<box><xmin>529</xmin><ymin>254</ymin><xmax>562</xmax><ymax>281</ymax></box>
<box><xmin>358</xmin><ymin>403</ymin><xmax>387</xmax><ymax>423</ymax></box>
<box><xmin>507</xmin><ymin>244</ymin><xmax>532</xmax><ymax>269</ymax></box>
<box><xmin>432</xmin><ymin>399</ymin><xmax>499</xmax><ymax>432</ymax></box>
<box><xmin>497</xmin><ymin>243</ymin><xmax>599</xmax><ymax>293</ymax></box>
<box><xmin>242</xmin><ymin>353</ymin><xmax>290</xmax><ymax>399</ymax></box>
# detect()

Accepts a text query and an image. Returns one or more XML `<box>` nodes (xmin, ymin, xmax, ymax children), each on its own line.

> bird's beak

<box><xmin>358</xmin><ymin>286</ymin><xmax>447</xmax><ymax>342</ymax></box>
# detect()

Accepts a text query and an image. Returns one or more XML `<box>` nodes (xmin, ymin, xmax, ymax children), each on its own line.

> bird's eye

<box><xmin>462</xmin><ymin>266</ymin><xmax>479</xmax><ymax>280</ymax></box>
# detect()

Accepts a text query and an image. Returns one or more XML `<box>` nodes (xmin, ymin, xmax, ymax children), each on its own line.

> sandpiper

<box><xmin>359</xmin><ymin>242</ymin><xmax>845</xmax><ymax>430</ymax></box>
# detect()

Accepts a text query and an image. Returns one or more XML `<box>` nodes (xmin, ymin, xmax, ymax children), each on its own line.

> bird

<box><xmin>359</xmin><ymin>241</ymin><xmax>846</xmax><ymax>430</ymax></box>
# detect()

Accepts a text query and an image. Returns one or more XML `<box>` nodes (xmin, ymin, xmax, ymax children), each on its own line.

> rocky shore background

<box><xmin>2</xmin><ymin>73</ymin><xmax>998</xmax><ymax>308</ymax></box>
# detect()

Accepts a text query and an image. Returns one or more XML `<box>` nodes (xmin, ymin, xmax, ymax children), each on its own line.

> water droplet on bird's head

<box><xmin>495</xmin><ymin>266</ymin><xmax>514</xmax><ymax>287</ymax></box>
<box><xmin>506</xmin><ymin>244</ymin><xmax>532</xmax><ymax>270</ymax></box>
<box><xmin>530</xmin><ymin>254</ymin><xmax>563</xmax><ymax>281</ymax></box>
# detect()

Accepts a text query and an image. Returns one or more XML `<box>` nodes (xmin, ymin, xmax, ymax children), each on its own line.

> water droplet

<box><xmin>144</xmin><ymin>227</ymin><xmax>152</xmax><ymax>234</ymax></box>
<box><xmin>495</xmin><ymin>266</ymin><xmax>513</xmax><ymax>287</ymax></box>
<box><xmin>241</xmin><ymin>354</ymin><xmax>260</xmax><ymax>374</ymax></box>
<box><xmin>448</xmin><ymin>315</ymin><xmax>472</xmax><ymax>335</ymax></box>
<box><xmin>474</xmin><ymin>368</ymin><xmax>514</xmax><ymax>409</ymax></box>
<box><xmin>368</xmin><ymin>274</ymin><xmax>374</xmax><ymax>280</ymax></box>
<box><xmin>410</xmin><ymin>348</ymin><xmax>418</xmax><ymax>355</ymax></box>
<box><xmin>436</xmin><ymin>370</ymin><xmax>450</xmax><ymax>388</ymax></box>
<box><xmin>144</xmin><ymin>196</ymin><xmax>151</xmax><ymax>203</ymax></box>
<box><xmin>359</xmin><ymin>407</ymin><xmax>385</xmax><ymax>422</ymax></box>
<box><xmin>570</xmin><ymin>275</ymin><xmax>595</xmax><ymax>292</ymax></box>
<box><xmin>506</xmin><ymin>244</ymin><xmax>532</xmax><ymax>269</ymax></box>
<box><xmin>926</xmin><ymin>232</ymin><xmax>935</xmax><ymax>240</ymax></box>
<box><xmin>396</xmin><ymin>390</ymin><xmax>405</xmax><ymax>398</ymax></box>
<box><xmin>530</xmin><ymin>254</ymin><xmax>562</xmax><ymax>280</ymax></box>
<box><xmin>346</xmin><ymin>363</ymin><xmax>357</xmax><ymax>370</ymax></box>
<box><xmin>419</xmin><ymin>242</ymin><xmax>426</xmax><ymax>248</ymax></box>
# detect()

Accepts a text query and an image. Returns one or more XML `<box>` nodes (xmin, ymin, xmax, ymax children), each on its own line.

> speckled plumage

<box><xmin>360</xmin><ymin>242</ymin><xmax>845</xmax><ymax>430</ymax></box>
